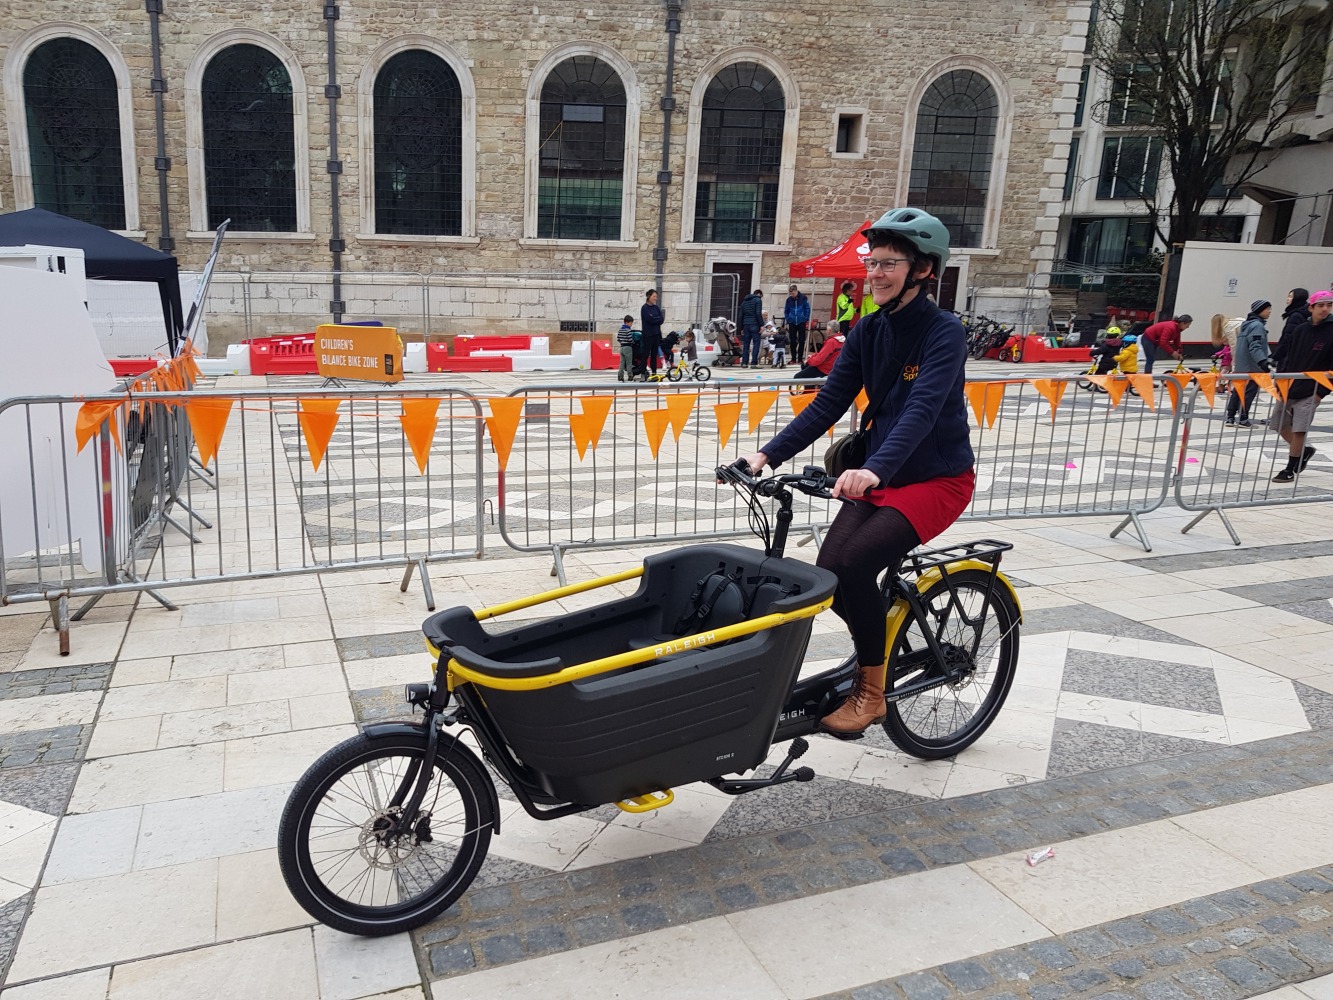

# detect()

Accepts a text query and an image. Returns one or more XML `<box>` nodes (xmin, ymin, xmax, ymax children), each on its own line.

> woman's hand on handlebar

<box><xmin>742</xmin><ymin>452</ymin><xmax>768</xmax><ymax>475</ymax></box>
<box><xmin>831</xmin><ymin>467</ymin><xmax>881</xmax><ymax>500</ymax></box>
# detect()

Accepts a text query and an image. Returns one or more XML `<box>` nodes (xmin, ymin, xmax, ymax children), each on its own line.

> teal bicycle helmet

<box><xmin>861</xmin><ymin>207</ymin><xmax>952</xmax><ymax>312</ymax></box>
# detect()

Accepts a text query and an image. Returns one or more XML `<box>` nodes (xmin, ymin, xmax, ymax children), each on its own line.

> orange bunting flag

<box><xmin>1128</xmin><ymin>374</ymin><xmax>1155</xmax><ymax>409</ymax></box>
<box><xmin>788</xmin><ymin>390</ymin><xmax>818</xmax><ymax>418</ymax></box>
<box><xmin>399</xmin><ymin>398</ymin><xmax>441</xmax><ymax>474</ymax></box>
<box><xmin>566</xmin><ymin>395</ymin><xmax>614</xmax><ymax>461</ymax></box>
<box><xmin>1031</xmin><ymin>379</ymin><xmax>1068</xmax><ymax>422</ymax></box>
<box><xmin>184</xmin><ymin>398</ymin><xmax>234</xmax><ymax>467</ymax></box>
<box><xmin>746</xmin><ymin>390</ymin><xmax>780</xmax><ymax>434</ymax></box>
<box><xmin>963</xmin><ymin>382</ymin><xmax>1005</xmax><ymax>429</ymax></box>
<box><xmin>1164</xmin><ymin>378</ymin><xmax>1182</xmax><ymax>414</ymax></box>
<box><xmin>713</xmin><ymin>400</ymin><xmax>744</xmax><ymax>452</ymax></box>
<box><xmin>1101</xmin><ymin>376</ymin><xmax>1130</xmax><ymax>407</ymax></box>
<box><xmin>1251</xmin><ymin>372</ymin><xmax>1281</xmax><ymax>401</ymax></box>
<box><xmin>74</xmin><ymin>400</ymin><xmax>123</xmax><ymax>453</ymax></box>
<box><xmin>1169</xmin><ymin>372</ymin><xmax>1194</xmax><ymax>392</ymax></box>
<box><xmin>1193</xmin><ymin>372</ymin><xmax>1219</xmax><ymax>408</ymax></box>
<box><xmin>854</xmin><ymin>388</ymin><xmax>870</xmax><ymax>412</ymax></box>
<box><xmin>664</xmin><ymin>393</ymin><xmax>698</xmax><ymax>442</ymax></box>
<box><xmin>1307</xmin><ymin>371</ymin><xmax>1333</xmax><ymax>393</ymax></box>
<box><xmin>1274</xmin><ymin>378</ymin><xmax>1294</xmax><ymax>402</ymax></box>
<box><xmin>642</xmin><ymin>408</ymin><xmax>671</xmax><ymax>460</ymax></box>
<box><xmin>483</xmin><ymin>397</ymin><xmax>524</xmax><ymax>469</ymax></box>
<box><xmin>298</xmin><ymin>399</ymin><xmax>342</xmax><ymax>473</ymax></box>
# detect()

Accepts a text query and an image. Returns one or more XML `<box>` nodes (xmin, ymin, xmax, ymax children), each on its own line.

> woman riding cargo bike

<box><xmin>276</xmin><ymin>207</ymin><xmax>1021</xmax><ymax>937</ymax></box>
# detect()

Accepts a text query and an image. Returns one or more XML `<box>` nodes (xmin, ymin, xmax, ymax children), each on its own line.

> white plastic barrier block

<box><xmin>197</xmin><ymin>344</ymin><xmax>252</xmax><ymax>376</ymax></box>
<box><xmin>697</xmin><ymin>343</ymin><xmax>718</xmax><ymax>366</ymax></box>
<box><xmin>403</xmin><ymin>342</ymin><xmax>428</xmax><ymax>373</ymax></box>
<box><xmin>511</xmin><ymin>354</ymin><xmax>577</xmax><ymax>372</ymax></box>
<box><xmin>528</xmin><ymin>337</ymin><xmax>550</xmax><ymax>356</ymax></box>
<box><xmin>571</xmin><ymin>341</ymin><xmax>592</xmax><ymax>369</ymax></box>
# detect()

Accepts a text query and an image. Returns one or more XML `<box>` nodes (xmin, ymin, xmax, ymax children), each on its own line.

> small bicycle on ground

<box><xmin>643</xmin><ymin>357</ymin><xmax>712</xmax><ymax>383</ymax></box>
<box><xmin>277</xmin><ymin>461</ymin><xmax>1022</xmax><ymax>936</ymax></box>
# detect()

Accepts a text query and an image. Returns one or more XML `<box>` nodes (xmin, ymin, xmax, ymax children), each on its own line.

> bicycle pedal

<box><xmin>821</xmin><ymin>728</ymin><xmax>865</xmax><ymax>742</ymax></box>
<box><xmin>615</xmin><ymin>789</ymin><xmax>674</xmax><ymax>813</ymax></box>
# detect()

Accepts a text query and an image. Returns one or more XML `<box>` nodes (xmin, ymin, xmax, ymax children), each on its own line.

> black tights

<box><xmin>816</xmin><ymin>502</ymin><xmax>921</xmax><ymax>666</ymax></box>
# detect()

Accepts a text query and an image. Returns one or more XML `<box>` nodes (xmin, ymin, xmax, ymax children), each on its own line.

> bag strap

<box><xmin>673</xmin><ymin>570</ymin><xmax>743</xmax><ymax>634</ymax></box>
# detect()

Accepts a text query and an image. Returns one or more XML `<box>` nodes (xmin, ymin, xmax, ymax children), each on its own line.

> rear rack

<box><xmin>904</xmin><ymin>539</ymin><xmax>1012</xmax><ymax>575</ymax></box>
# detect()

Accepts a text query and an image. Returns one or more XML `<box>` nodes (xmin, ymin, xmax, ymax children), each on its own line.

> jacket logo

<box><xmin>903</xmin><ymin>364</ymin><xmax>920</xmax><ymax>381</ymax></box>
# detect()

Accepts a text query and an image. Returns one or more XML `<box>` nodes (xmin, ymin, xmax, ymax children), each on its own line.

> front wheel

<box><xmin>667</xmin><ymin>365</ymin><xmax>684</xmax><ymax>382</ymax></box>
<box><xmin>883</xmin><ymin>568</ymin><xmax>1020</xmax><ymax>759</ymax></box>
<box><xmin>278</xmin><ymin>731</ymin><xmax>495</xmax><ymax>936</ymax></box>
<box><xmin>694</xmin><ymin>364</ymin><xmax>712</xmax><ymax>382</ymax></box>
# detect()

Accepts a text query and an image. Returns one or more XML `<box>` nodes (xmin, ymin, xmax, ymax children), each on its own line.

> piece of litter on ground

<box><xmin>1026</xmin><ymin>846</ymin><xmax>1056</xmax><ymax>867</ymax></box>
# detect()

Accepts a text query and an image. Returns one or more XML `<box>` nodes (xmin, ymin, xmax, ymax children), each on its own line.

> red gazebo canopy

<box><xmin>788</xmin><ymin>221</ymin><xmax>873</xmax><ymax>281</ymax></box>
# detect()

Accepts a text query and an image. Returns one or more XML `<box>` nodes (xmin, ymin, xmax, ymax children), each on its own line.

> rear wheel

<box><xmin>883</xmin><ymin>569</ymin><xmax>1020</xmax><ymax>759</ymax></box>
<box><xmin>278</xmin><ymin>732</ymin><xmax>494</xmax><ymax>936</ymax></box>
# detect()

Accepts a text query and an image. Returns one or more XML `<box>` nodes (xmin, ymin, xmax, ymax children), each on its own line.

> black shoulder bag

<box><xmin>822</xmin><ymin>320</ymin><xmax>915</xmax><ymax>478</ymax></box>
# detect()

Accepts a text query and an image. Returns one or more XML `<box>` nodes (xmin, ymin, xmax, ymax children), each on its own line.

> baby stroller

<box><xmin>704</xmin><ymin>316</ymin><xmax>743</xmax><ymax>367</ymax></box>
<box><xmin>630</xmin><ymin>331</ymin><xmax>651</xmax><ymax>382</ymax></box>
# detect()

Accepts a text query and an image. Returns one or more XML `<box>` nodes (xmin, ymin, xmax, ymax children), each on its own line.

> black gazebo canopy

<box><xmin>0</xmin><ymin>208</ymin><xmax>183</xmax><ymax>355</ymax></box>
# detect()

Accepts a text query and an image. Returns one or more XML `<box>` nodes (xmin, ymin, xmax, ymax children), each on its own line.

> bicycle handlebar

<box><xmin>716</xmin><ymin>459</ymin><xmax>839</xmax><ymax>501</ymax></box>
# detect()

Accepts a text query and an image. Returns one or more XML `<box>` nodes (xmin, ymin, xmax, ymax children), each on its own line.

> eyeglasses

<box><xmin>861</xmin><ymin>256</ymin><xmax>910</xmax><ymax>273</ymax></box>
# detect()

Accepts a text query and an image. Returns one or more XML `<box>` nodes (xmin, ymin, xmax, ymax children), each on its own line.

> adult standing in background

<box><xmin>1279</xmin><ymin>288</ymin><xmax>1310</xmax><ymax>345</ymax></box>
<box><xmin>640</xmin><ymin>289</ymin><xmax>665</xmax><ymax>374</ymax></box>
<box><xmin>1141</xmin><ymin>314</ymin><xmax>1191</xmax><ymax>372</ymax></box>
<box><xmin>1270</xmin><ymin>290</ymin><xmax>1333</xmax><ymax>482</ymax></box>
<box><xmin>836</xmin><ymin>281</ymin><xmax>857</xmax><ymax>334</ymax></box>
<box><xmin>738</xmin><ymin>287</ymin><xmax>765</xmax><ymax>368</ymax></box>
<box><xmin>1225</xmin><ymin>300</ymin><xmax>1273</xmax><ymax>427</ymax></box>
<box><xmin>784</xmin><ymin>283</ymin><xmax>811</xmax><ymax>364</ymax></box>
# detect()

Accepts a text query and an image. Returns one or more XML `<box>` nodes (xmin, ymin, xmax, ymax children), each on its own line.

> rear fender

<box><xmin>914</xmin><ymin>560</ymin><xmax>1023</xmax><ymax>622</ymax></box>
<box><xmin>361</xmin><ymin>722</ymin><xmax>500</xmax><ymax>836</ymax></box>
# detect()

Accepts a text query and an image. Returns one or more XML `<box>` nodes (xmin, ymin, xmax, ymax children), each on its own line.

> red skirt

<box><xmin>861</xmin><ymin>468</ymin><xmax>976</xmax><ymax>544</ymax></box>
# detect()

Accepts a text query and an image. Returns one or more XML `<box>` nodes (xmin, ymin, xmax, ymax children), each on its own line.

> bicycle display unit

<box><xmin>277</xmin><ymin>460</ymin><xmax>1022</xmax><ymax>935</ymax></box>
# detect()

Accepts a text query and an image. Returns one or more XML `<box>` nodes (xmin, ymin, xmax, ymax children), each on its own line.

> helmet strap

<box><xmin>884</xmin><ymin>274</ymin><xmax>925</xmax><ymax>314</ymax></box>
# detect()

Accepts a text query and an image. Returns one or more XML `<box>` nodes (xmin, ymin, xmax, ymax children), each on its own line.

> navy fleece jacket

<box><xmin>761</xmin><ymin>292</ymin><xmax>974</xmax><ymax>487</ymax></box>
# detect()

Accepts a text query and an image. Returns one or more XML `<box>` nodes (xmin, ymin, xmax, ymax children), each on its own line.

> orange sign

<box><xmin>315</xmin><ymin>324</ymin><xmax>403</xmax><ymax>383</ymax></box>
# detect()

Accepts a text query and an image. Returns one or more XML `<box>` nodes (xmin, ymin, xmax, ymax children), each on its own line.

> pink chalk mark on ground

<box><xmin>1065</xmin><ymin>462</ymin><xmax>1078</xmax><ymax>469</ymax></box>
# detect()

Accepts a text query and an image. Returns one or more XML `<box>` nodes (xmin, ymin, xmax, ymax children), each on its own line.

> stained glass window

<box><xmin>908</xmin><ymin>70</ymin><xmax>999</xmax><ymax>248</ymax></box>
<box><xmin>374</xmin><ymin>50</ymin><xmax>463</xmax><ymax>235</ymax></box>
<box><xmin>694</xmin><ymin>62</ymin><xmax>784</xmax><ymax>244</ymax></box>
<box><xmin>201</xmin><ymin>44</ymin><xmax>297</xmax><ymax>231</ymax></box>
<box><xmin>23</xmin><ymin>37</ymin><xmax>126</xmax><ymax>229</ymax></box>
<box><xmin>537</xmin><ymin>56</ymin><xmax>626</xmax><ymax>240</ymax></box>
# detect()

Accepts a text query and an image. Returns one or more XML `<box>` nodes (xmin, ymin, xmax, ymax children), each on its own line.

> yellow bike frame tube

<box><xmin>446</xmin><ymin>595</ymin><xmax>833</xmax><ymax>692</ymax></box>
<box><xmin>472</xmin><ymin>567</ymin><xmax>644</xmax><ymax>621</ymax></box>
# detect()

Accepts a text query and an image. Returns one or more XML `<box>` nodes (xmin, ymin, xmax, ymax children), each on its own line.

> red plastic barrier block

<box><xmin>426</xmin><ymin>343</ymin><xmax>451</xmax><ymax>371</ymax></box>
<box><xmin>109</xmin><ymin>358</ymin><xmax>157</xmax><ymax>377</ymax></box>
<box><xmin>453</xmin><ymin>336</ymin><xmax>532</xmax><ymax>357</ymax></box>
<box><xmin>434</xmin><ymin>355</ymin><xmax>514</xmax><ymax>372</ymax></box>
<box><xmin>590</xmin><ymin>340</ymin><xmax>619</xmax><ymax>370</ymax></box>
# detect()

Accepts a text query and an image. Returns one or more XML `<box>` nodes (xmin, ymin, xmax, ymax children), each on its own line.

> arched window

<box><xmin>537</xmin><ymin>56</ymin><xmax>626</xmax><ymax>240</ymax></box>
<box><xmin>201</xmin><ymin>44</ymin><xmax>296</xmax><ymax>232</ymax></box>
<box><xmin>694</xmin><ymin>62</ymin><xmax>785</xmax><ymax>245</ymax></box>
<box><xmin>22</xmin><ymin>37</ymin><xmax>125</xmax><ymax>229</ymax></box>
<box><xmin>373</xmin><ymin>50</ymin><xmax>462</xmax><ymax>236</ymax></box>
<box><xmin>907</xmin><ymin>70</ymin><xmax>998</xmax><ymax>248</ymax></box>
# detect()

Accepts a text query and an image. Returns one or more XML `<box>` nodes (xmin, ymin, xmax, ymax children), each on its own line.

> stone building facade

<box><xmin>1</xmin><ymin>1</ymin><xmax>1090</xmax><ymax>341</ymax></box>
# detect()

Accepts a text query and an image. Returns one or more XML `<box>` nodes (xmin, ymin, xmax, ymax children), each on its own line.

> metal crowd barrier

<box><xmin>962</xmin><ymin>375</ymin><xmax>1184</xmax><ymax>551</ymax></box>
<box><xmin>495</xmin><ymin>379</ymin><xmax>851</xmax><ymax>582</ymax></box>
<box><xmin>495</xmin><ymin>374</ymin><xmax>1191</xmax><ymax>579</ymax></box>
<box><xmin>0</xmin><ymin>388</ymin><xmax>486</xmax><ymax>649</ymax></box>
<box><xmin>1174</xmin><ymin>376</ymin><xmax>1333</xmax><ymax>544</ymax></box>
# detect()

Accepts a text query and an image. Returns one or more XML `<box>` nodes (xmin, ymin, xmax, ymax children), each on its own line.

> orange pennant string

<box><xmin>788</xmin><ymin>391</ymin><xmax>817</xmax><ymax>418</ymax></box>
<box><xmin>575</xmin><ymin>395</ymin><xmax>614</xmax><ymax>455</ymax></box>
<box><xmin>297</xmin><ymin>399</ymin><xmax>342</xmax><ymax>473</ymax></box>
<box><xmin>664</xmin><ymin>393</ymin><xmax>698</xmax><ymax>442</ymax></box>
<box><xmin>746</xmin><ymin>390</ymin><xmax>780</xmax><ymax>434</ymax></box>
<box><xmin>963</xmin><ymin>382</ymin><xmax>1004</xmax><ymax>428</ymax></box>
<box><xmin>1251</xmin><ymin>372</ymin><xmax>1280</xmax><ymax>401</ymax></box>
<box><xmin>1307</xmin><ymin>371</ymin><xmax>1333</xmax><ymax>393</ymax></box>
<box><xmin>568</xmin><ymin>411</ymin><xmax>595</xmax><ymax>460</ymax></box>
<box><xmin>1274</xmin><ymin>378</ymin><xmax>1294</xmax><ymax>402</ymax></box>
<box><xmin>483</xmin><ymin>397</ymin><xmax>525</xmax><ymax>469</ymax></box>
<box><xmin>1164</xmin><ymin>378</ymin><xmax>1181</xmax><ymax>414</ymax></box>
<box><xmin>1129</xmin><ymin>374</ymin><xmax>1155</xmax><ymax>409</ymax></box>
<box><xmin>74</xmin><ymin>401</ymin><xmax>122</xmax><ymax>453</ymax></box>
<box><xmin>398</xmin><ymin>398</ymin><xmax>441</xmax><ymax>474</ymax></box>
<box><xmin>713</xmin><ymin>401</ymin><xmax>744</xmax><ymax>452</ymax></box>
<box><xmin>1031</xmin><ymin>379</ymin><xmax>1068</xmax><ymax>422</ymax></box>
<box><xmin>184</xmin><ymin>398</ymin><xmax>234</xmax><ymax>467</ymax></box>
<box><xmin>1193</xmin><ymin>372</ymin><xmax>1219</xmax><ymax>408</ymax></box>
<box><xmin>1102</xmin><ymin>376</ymin><xmax>1129</xmax><ymax>408</ymax></box>
<box><xmin>642</xmin><ymin>409</ymin><xmax>670</xmax><ymax>460</ymax></box>
<box><xmin>854</xmin><ymin>388</ymin><xmax>869</xmax><ymax>413</ymax></box>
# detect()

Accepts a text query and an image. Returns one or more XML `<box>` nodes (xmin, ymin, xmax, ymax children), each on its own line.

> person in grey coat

<box><xmin>1225</xmin><ymin>299</ymin><xmax>1273</xmax><ymax>427</ymax></box>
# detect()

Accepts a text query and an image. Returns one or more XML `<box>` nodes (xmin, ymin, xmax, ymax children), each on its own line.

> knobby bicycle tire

<box><xmin>882</xmin><ymin>569</ymin><xmax>1020</xmax><ymax>759</ymax></box>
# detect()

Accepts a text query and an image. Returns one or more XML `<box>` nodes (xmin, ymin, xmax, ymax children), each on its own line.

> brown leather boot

<box><xmin>820</xmin><ymin>663</ymin><xmax>888</xmax><ymax>736</ymax></box>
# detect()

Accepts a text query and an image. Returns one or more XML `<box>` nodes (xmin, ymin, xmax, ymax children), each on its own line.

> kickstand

<box><xmin>706</xmin><ymin>738</ymin><xmax>815</xmax><ymax>795</ymax></box>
